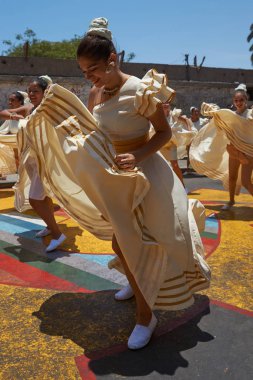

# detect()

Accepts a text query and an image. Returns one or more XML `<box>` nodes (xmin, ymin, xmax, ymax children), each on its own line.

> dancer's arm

<box><xmin>0</xmin><ymin>109</ymin><xmax>24</xmax><ymax>120</ymax></box>
<box><xmin>115</xmin><ymin>103</ymin><xmax>172</xmax><ymax>170</ymax></box>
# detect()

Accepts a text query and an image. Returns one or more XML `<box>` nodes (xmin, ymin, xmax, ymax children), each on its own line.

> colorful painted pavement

<box><xmin>0</xmin><ymin>188</ymin><xmax>252</xmax><ymax>379</ymax></box>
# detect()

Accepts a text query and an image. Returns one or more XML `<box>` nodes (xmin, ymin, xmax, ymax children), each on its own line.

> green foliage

<box><xmin>2</xmin><ymin>28</ymin><xmax>81</xmax><ymax>59</ymax></box>
<box><xmin>125</xmin><ymin>52</ymin><xmax>136</xmax><ymax>62</ymax></box>
<box><xmin>2</xmin><ymin>28</ymin><xmax>136</xmax><ymax>61</ymax></box>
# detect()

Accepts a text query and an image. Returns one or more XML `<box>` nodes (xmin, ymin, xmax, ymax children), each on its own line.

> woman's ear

<box><xmin>109</xmin><ymin>52</ymin><xmax>117</xmax><ymax>64</ymax></box>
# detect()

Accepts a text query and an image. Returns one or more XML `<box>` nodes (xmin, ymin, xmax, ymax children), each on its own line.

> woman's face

<box><xmin>78</xmin><ymin>56</ymin><xmax>111</xmax><ymax>88</ymax></box>
<box><xmin>191</xmin><ymin>109</ymin><xmax>200</xmax><ymax>121</ymax></box>
<box><xmin>28</xmin><ymin>82</ymin><xmax>44</xmax><ymax>107</ymax></box>
<box><xmin>233</xmin><ymin>92</ymin><xmax>247</xmax><ymax>113</ymax></box>
<box><xmin>8</xmin><ymin>94</ymin><xmax>22</xmax><ymax>109</ymax></box>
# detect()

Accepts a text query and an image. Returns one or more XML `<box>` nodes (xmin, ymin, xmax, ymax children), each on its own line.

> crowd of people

<box><xmin>0</xmin><ymin>17</ymin><xmax>252</xmax><ymax>350</ymax></box>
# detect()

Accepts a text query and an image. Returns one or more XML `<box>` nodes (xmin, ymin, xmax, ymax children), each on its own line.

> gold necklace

<box><xmin>103</xmin><ymin>86</ymin><xmax>120</xmax><ymax>95</ymax></box>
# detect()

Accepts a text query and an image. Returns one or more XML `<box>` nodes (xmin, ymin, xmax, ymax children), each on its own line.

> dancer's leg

<box><xmin>112</xmin><ymin>235</ymin><xmax>152</xmax><ymax>325</ymax></box>
<box><xmin>241</xmin><ymin>162</ymin><xmax>253</xmax><ymax>196</ymax></box>
<box><xmin>29</xmin><ymin>196</ymin><xmax>61</xmax><ymax>239</ymax></box>
<box><xmin>228</xmin><ymin>156</ymin><xmax>240</xmax><ymax>204</ymax></box>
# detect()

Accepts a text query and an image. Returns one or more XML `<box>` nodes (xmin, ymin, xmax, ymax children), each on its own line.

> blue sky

<box><xmin>1</xmin><ymin>0</ymin><xmax>252</xmax><ymax>69</ymax></box>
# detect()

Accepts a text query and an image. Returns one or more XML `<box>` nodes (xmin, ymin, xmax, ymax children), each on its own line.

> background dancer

<box><xmin>190</xmin><ymin>85</ymin><xmax>253</xmax><ymax>210</ymax></box>
<box><xmin>160</xmin><ymin>101</ymin><xmax>187</xmax><ymax>186</ymax></box>
<box><xmin>16</xmin><ymin>76</ymin><xmax>66</xmax><ymax>252</ymax></box>
<box><xmin>222</xmin><ymin>87</ymin><xmax>253</xmax><ymax>210</ymax></box>
<box><xmin>0</xmin><ymin>91</ymin><xmax>30</xmax><ymax>178</ymax></box>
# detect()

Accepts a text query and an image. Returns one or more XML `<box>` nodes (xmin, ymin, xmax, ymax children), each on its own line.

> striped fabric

<box><xmin>0</xmin><ymin>122</ymin><xmax>19</xmax><ymax>176</ymax></box>
<box><xmin>14</xmin><ymin>80</ymin><xmax>210</xmax><ymax>311</ymax></box>
<box><xmin>190</xmin><ymin>106</ymin><xmax>253</xmax><ymax>193</ymax></box>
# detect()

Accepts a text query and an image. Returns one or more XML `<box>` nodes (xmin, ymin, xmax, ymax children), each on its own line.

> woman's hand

<box><xmin>11</xmin><ymin>114</ymin><xmax>24</xmax><ymax>120</ymax></box>
<box><xmin>114</xmin><ymin>153</ymin><xmax>136</xmax><ymax>171</ymax></box>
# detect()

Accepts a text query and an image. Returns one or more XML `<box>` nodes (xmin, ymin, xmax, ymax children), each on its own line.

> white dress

<box><xmin>16</xmin><ymin>70</ymin><xmax>211</xmax><ymax>310</ymax></box>
<box><xmin>189</xmin><ymin>117</ymin><xmax>209</xmax><ymax>132</ymax></box>
<box><xmin>161</xmin><ymin>108</ymin><xmax>196</xmax><ymax>161</ymax></box>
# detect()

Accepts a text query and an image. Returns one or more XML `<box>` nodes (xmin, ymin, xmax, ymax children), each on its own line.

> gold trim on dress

<box><xmin>112</xmin><ymin>133</ymin><xmax>149</xmax><ymax>154</ymax></box>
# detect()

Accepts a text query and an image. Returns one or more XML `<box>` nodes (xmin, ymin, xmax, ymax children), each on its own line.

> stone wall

<box><xmin>0</xmin><ymin>75</ymin><xmax>91</xmax><ymax>110</ymax></box>
<box><xmin>1</xmin><ymin>56</ymin><xmax>253</xmax><ymax>114</ymax></box>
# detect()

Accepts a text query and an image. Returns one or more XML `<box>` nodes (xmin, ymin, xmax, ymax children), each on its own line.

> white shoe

<box><xmin>46</xmin><ymin>234</ymin><xmax>66</xmax><ymax>252</ymax></box>
<box><xmin>35</xmin><ymin>227</ymin><xmax>52</xmax><ymax>238</ymax></box>
<box><xmin>114</xmin><ymin>284</ymin><xmax>134</xmax><ymax>301</ymax></box>
<box><xmin>128</xmin><ymin>313</ymin><xmax>157</xmax><ymax>350</ymax></box>
<box><xmin>221</xmin><ymin>202</ymin><xmax>234</xmax><ymax>211</ymax></box>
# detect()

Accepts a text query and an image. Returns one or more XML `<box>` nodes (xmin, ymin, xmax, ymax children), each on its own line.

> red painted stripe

<box><xmin>211</xmin><ymin>299</ymin><xmax>253</xmax><ymax>317</ymax></box>
<box><xmin>201</xmin><ymin>200</ymin><xmax>224</xmax><ymax>205</ymax></box>
<box><xmin>0</xmin><ymin>268</ymin><xmax>28</xmax><ymax>287</ymax></box>
<box><xmin>0</xmin><ymin>252</ymin><xmax>91</xmax><ymax>293</ymax></box>
<box><xmin>202</xmin><ymin>215</ymin><xmax>221</xmax><ymax>259</ymax></box>
<box><xmin>75</xmin><ymin>355</ymin><xmax>97</xmax><ymax>380</ymax></box>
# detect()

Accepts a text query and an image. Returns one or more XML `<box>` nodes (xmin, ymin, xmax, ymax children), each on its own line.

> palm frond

<box><xmin>247</xmin><ymin>30</ymin><xmax>253</xmax><ymax>42</ymax></box>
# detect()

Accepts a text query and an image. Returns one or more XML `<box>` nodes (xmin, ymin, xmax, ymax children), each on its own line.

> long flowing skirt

<box><xmin>0</xmin><ymin>134</ymin><xmax>17</xmax><ymax>175</ymax></box>
<box><xmin>15</xmin><ymin>84</ymin><xmax>211</xmax><ymax>310</ymax></box>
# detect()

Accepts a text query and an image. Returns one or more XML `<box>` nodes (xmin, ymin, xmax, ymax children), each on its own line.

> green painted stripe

<box><xmin>201</xmin><ymin>231</ymin><xmax>217</xmax><ymax>239</ymax></box>
<box><xmin>0</xmin><ymin>239</ymin><xmax>119</xmax><ymax>291</ymax></box>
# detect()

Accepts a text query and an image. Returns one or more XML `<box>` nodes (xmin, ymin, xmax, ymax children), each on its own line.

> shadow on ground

<box><xmin>33</xmin><ymin>291</ymin><xmax>213</xmax><ymax>377</ymax></box>
<box><xmin>1</xmin><ymin>224</ymin><xmax>83</xmax><ymax>263</ymax></box>
<box><xmin>204</xmin><ymin>205</ymin><xmax>253</xmax><ymax>221</ymax></box>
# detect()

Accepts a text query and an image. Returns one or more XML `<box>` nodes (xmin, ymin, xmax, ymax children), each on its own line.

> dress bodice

<box><xmin>92</xmin><ymin>76</ymin><xmax>151</xmax><ymax>141</ymax></box>
<box><xmin>235</xmin><ymin>108</ymin><xmax>253</xmax><ymax>120</ymax></box>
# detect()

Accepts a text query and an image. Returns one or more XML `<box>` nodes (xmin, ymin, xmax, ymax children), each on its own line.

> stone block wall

<box><xmin>0</xmin><ymin>75</ymin><xmax>91</xmax><ymax>111</ymax></box>
<box><xmin>0</xmin><ymin>56</ymin><xmax>253</xmax><ymax>115</ymax></box>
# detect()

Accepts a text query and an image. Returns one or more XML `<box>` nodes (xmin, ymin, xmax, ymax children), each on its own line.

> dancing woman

<box><xmin>0</xmin><ymin>91</ymin><xmax>33</xmax><ymax>121</ymax></box>
<box><xmin>222</xmin><ymin>88</ymin><xmax>253</xmax><ymax>209</ymax></box>
<box><xmin>24</xmin><ymin>18</ymin><xmax>210</xmax><ymax>350</ymax></box>
<box><xmin>15</xmin><ymin>76</ymin><xmax>66</xmax><ymax>252</ymax></box>
<box><xmin>160</xmin><ymin>101</ymin><xmax>195</xmax><ymax>186</ymax></box>
<box><xmin>190</xmin><ymin>86</ymin><xmax>253</xmax><ymax>210</ymax></box>
<box><xmin>0</xmin><ymin>91</ymin><xmax>30</xmax><ymax>177</ymax></box>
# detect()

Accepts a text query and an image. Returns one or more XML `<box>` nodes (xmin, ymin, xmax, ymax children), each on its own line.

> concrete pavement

<box><xmin>0</xmin><ymin>174</ymin><xmax>252</xmax><ymax>379</ymax></box>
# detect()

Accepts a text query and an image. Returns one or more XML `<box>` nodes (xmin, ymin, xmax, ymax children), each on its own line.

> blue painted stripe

<box><xmin>0</xmin><ymin>214</ymin><xmax>42</xmax><ymax>237</ymax></box>
<box><xmin>73</xmin><ymin>253</ymin><xmax>115</xmax><ymax>266</ymax></box>
<box><xmin>0</xmin><ymin>214</ymin><xmax>42</xmax><ymax>230</ymax></box>
<box><xmin>204</xmin><ymin>217</ymin><xmax>218</xmax><ymax>234</ymax></box>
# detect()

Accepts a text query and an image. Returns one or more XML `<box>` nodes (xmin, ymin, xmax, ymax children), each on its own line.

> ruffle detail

<box><xmin>134</xmin><ymin>69</ymin><xmax>175</xmax><ymax>118</ymax></box>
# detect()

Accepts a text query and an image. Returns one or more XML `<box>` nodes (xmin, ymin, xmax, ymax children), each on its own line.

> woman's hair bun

<box><xmin>87</xmin><ymin>17</ymin><xmax>112</xmax><ymax>41</ymax></box>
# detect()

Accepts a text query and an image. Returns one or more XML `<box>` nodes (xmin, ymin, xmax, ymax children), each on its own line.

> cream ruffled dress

<box><xmin>0</xmin><ymin>120</ymin><xmax>19</xmax><ymax>175</ymax></box>
<box><xmin>190</xmin><ymin>103</ymin><xmax>253</xmax><ymax>194</ymax></box>
<box><xmin>161</xmin><ymin>108</ymin><xmax>197</xmax><ymax>161</ymax></box>
<box><xmin>14</xmin><ymin>70</ymin><xmax>210</xmax><ymax>310</ymax></box>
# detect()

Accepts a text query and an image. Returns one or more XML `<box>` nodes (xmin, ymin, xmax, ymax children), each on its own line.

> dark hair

<box><xmin>77</xmin><ymin>34</ymin><xmax>116</xmax><ymax>61</ymax></box>
<box><xmin>11</xmin><ymin>91</ymin><xmax>24</xmax><ymax>105</ymax></box>
<box><xmin>32</xmin><ymin>77</ymin><xmax>48</xmax><ymax>91</ymax></box>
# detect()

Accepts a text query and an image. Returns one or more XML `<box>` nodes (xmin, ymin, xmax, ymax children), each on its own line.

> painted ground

<box><xmin>0</xmin><ymin>187</ymin><xmax>252</xmax><ymax>380</ymax></box>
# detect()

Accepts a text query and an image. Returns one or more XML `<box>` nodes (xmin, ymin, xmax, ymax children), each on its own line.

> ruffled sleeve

<box><xmin>247</xmin><ymin>108</ymin><xmax>253</xmax><ymax>119</ymax></box>
<box><xmin>134</xmin><ymin>69</ymin><xmax>175</xmax><ymax>118</ymax></box>
<box><xmin>201</xmin><ymin>102</ymin><xmax>220</xmax><ymax>117</ymax></box>
<box><xmin>171</xmin><ymin>107</ymin><xmax>182</xmax><ymax>121</ymax></box>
